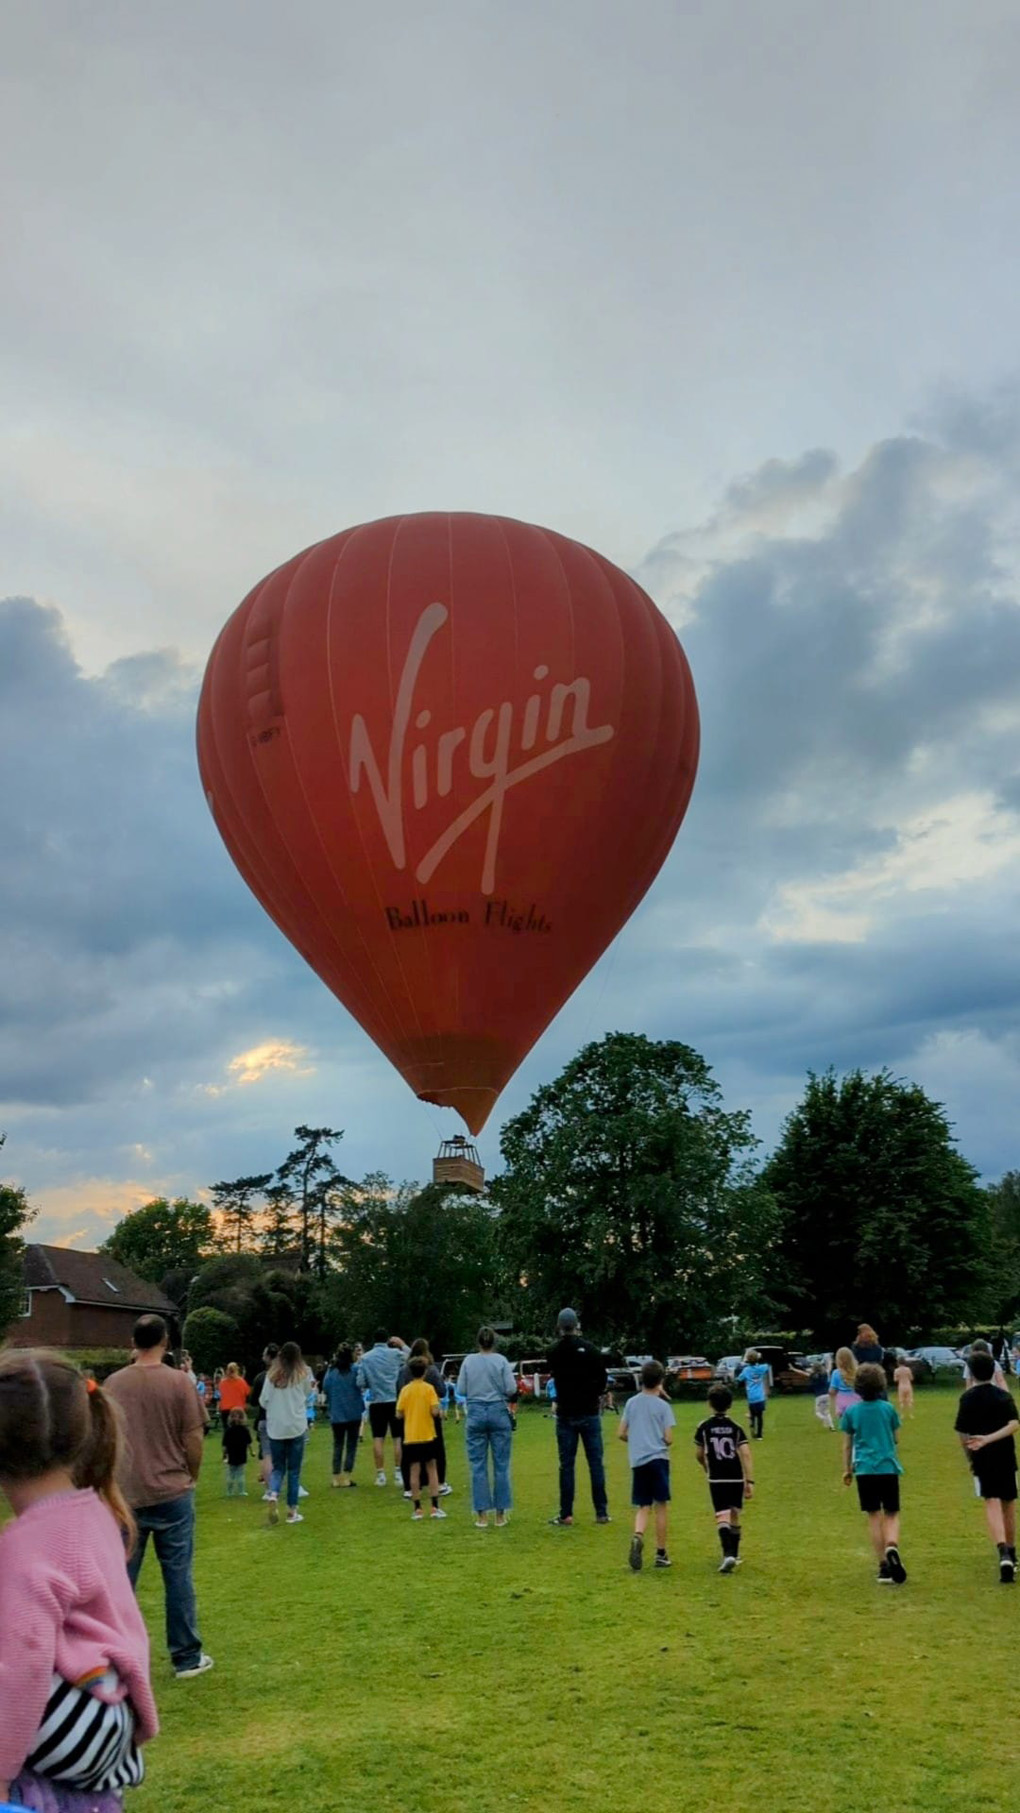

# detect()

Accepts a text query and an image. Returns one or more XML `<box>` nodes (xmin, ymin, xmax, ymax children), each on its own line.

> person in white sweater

<box><xmin>260</xmin><ymin>1342</ymin><xmax>313</xmax><ymax>1525</ymax></box>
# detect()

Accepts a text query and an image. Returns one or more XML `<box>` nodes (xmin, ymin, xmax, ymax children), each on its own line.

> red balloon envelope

<box><xmin>196</xmin><ymin>513</ymin><xmax>699</xmax><ymax>1133</ymax></box>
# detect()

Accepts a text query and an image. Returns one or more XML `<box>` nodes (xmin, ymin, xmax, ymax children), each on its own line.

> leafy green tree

<box><xmin>493</xmin><ymin>1033</ymin><xmax>782</xmax><ymax>1351</ymax></box>
<box><xmin>276</xmin><ymin>1126</ymin><xmax>345</xmax><ymax>1273</ymax></box>
<box><xmin>767</xmin><ymin>1068</ymin><xmax>991</xmax><ymax>1345</ymax></box>
<box><xmin>0</xmin><ymin>1135</ymin><xmax>35</xmax><ymax>1337</ymax></box>
<box><xmin>209</xmin><ymin>1174</ymin><xmax>273</xmax><ymax>1253</ymax></box>
<box><xmin>325</xmin><ymin>1177</ymin><xmax>501</xmax><ymax>1356</ymax></box>
<box><xmin>99</xmin><ymin>1196</ymin><xmax>213</xmax><ymax>1284</ymax></box>
<box><xmin>181</xmin><ymin>1305</ymin><xmax>241</xmax><ymax>1374</ymax></box>
<box><xmin>985</xmin><ymin>1171</ymin><xmax>1020</xmax><ymax>1327</ymax></box>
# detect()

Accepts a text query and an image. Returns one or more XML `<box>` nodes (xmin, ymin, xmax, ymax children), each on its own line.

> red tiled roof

<box><xmin>23</xmin><ymin>1245</ymin><xmax>177</xmax><ymax>1314</ymax></box>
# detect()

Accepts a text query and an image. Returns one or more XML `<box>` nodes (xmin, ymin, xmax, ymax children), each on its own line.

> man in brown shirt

<box><xmin>106</xmin><ymin>1313</ymin><xmax>213</xmax><ymax>1678</ymax></box>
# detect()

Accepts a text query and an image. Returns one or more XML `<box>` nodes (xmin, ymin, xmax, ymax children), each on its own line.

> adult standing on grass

<box><xmin>457</xmin><ymin>1327</ymin><xmax>518</xmax><ymax>1528</ymax></box>
<box><xmin>852</xmin><ymin>1324</ymin><xmax>886</xmax><ymax>1368</ymax></box>
<box><xmin>323</xmin><ymin>1344</ymin><xmax>364</xmax><ymax>1488</ymax></box>
<box><xmin>217</xmin><ymin>1362</ymin><xmax>250</xmax><ymax>1431</ymax></box>
<box><xmin>357</xmin><ymin>1328</ymin><xmax>409</xmax><ymax>1486</ymax></box>
<box><xmin>105</xmin><ymin>1312</ymin><xmax>214</xmax><ymax>1680</ymax></box>
<box><xmin>261</xmin><ymin>1342</ymin><xmax>313</xmax><ymax>1525</ymax></box>
<box><xmin>546</xmin><ymin>1308</ymin><xmax>610</xmax><ymax>1527</ymax></box>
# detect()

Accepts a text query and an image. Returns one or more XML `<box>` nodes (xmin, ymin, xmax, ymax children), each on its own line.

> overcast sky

<box><xmin>3</xmin><ymin>1</ymin><xmax>1020</xmax><ymax>1248</ymax></box>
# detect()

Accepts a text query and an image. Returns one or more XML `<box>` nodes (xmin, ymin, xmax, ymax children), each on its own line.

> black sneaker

<box><xmin>595</xmin><ymin>1514</ymin><xmax>611</xmax><ymax>1525</ymax></box>
<box><xmin>654</xmin><ymin>1553</ymin><xmax>671</xmax><ymax>1568</ymax></box>
<box><xmin>1000</xmin><ymin>1557</ymin><xmax>1016</xmax><ymax>1585</ymax></box>
<box><xmin>548</xmin><ymin>1514</ymin><xmax>573</xmax><ymax>1526</ymax></box>
<box><xmin>629</xmin><ymin>1533</ymin><xmax>644</xmax><ymax>1572</ymax></box>
<box><xmin>877</xmin><ymin>1560</ymin><xmax>893</xmax><ymax>1584</ymax></box>
<box><xmin>885</xmin><ymin>1547</ymin><xmax>907</xmax><ymax>1585</ymax></box>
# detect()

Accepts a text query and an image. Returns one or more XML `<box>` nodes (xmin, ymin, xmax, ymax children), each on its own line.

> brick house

<box><xmin>8</xmin><ymin>1246</ymin><xmax>179</xmax><ymax>1351</ymax></box>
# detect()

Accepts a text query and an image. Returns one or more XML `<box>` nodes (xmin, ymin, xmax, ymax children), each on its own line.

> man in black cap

<box><xmin>546</xmin><ymin>1307</ymin><xmax>610</xmax><ymax>1525</ymax></box>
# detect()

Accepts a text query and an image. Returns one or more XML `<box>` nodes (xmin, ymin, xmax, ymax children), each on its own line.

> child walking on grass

<box><xmin>840</xmin><ymin>1362</ymin><xmax>907</xmax><ymax>1586</ymax></box>
<box><xmin>223</xmin><ymin>1407</ymin><xmax>252</xmax><ymax>1496</ymax></box>
<box><xmin>619</xmin><ymin>1361</ymin><xmax>675</xmax><ymax>1571</ymax></box>
<box><xmin>396</xmin><ymin>1357</ymin><xmax>446</xmax><ymax>1521</ymax></box>
<box><xmin>694</xmin><ymin>1385</ymin><xmax>754</xmax><ymax>1573</ymax></box>
<box><xmin>954</xmin><ymin>1348</ymin><xmax>1020</xmax><ymax>1584</ymax></box>
<box><xmin>0</xmin><ymin>1350</ymin><xmax>158</xmax><ymax>1812</ymax></box>
<box><xmin>893</xmin><ymin>1356</ymin><xmax>915</xmax><ymax>1417</ymax></box>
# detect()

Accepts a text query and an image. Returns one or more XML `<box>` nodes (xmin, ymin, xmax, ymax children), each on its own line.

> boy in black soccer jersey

<box><xmin>954</xmin><ymin>1348</ymin><xmax>1020</xmax><ymax>1584</ymax></box>
<box><xmin>694</xmin><ymin>1384</ymin><xmax>755</xmax><ymax>1574</ymax></box>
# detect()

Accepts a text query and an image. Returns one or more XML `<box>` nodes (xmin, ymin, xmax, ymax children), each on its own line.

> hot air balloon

<box><xmin>197</xmin><ymin>513</ymin><xmax>698</xmax><ymax>1134</ymax></box>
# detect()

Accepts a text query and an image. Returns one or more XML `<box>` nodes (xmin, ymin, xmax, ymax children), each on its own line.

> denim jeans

<box><xmin>269</xmin><ymin>1434</ymin><xmax>307</xmax><ymax>1507</ymax></box>
<box><xmin>331</xmin><ymin>1419</ymin><xmax>361</xmax><ymax>1475</ymax></box>
<box><xmin>128</xmin><ymin>1490</ymin><xmax>202</xmax><ymax>1672</ymax></box>
<box><xmin>465</xmin><ymin>1401</ymin><xmax>513</xmax><ymax>1512</ymax></box>
<box><xmin>556</xmin><ymin>1413</ymin><xmax>608</xmax><ymax>1518</ymax></box>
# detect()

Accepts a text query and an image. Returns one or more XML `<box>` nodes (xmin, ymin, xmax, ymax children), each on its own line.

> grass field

<box><xmin>131</xmin><ymin>1390</ymin><xmax>1016</xmax><ymax>1813</ymax></box>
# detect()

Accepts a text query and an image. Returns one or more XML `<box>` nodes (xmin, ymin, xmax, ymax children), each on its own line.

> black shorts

<box><xmin>856</xmin><ymin>1473</ymin><xmax>900</xmax><ymax>1515</ymax></box>
<box><xmin>402</xmin><ymin>1439</ymin><xmax>439</xmax><ymax>1468</ymax></box>
<box><xmin>975</xmin><ymin>1466</ymin><xmax>1018</xmax><ymax>1504</ymax></box>
<box><xmin>709</xmin><ymin>1481</ymin><xmax>745</xmax><ymax>1514</ymax></box>
<box><xmin>631</xmin><ymin>1458</ymin><xmax>671</xmax><ymax>1507</ymax></box>
<box><xmin>369</xmin><ymin>1402</ymin><xmax>400</xmax><ymax>1439</ymax></box>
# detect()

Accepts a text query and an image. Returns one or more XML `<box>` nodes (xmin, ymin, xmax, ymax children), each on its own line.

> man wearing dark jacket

<box><xmin>546</xmin><ymin>1308</ymin><xmax>610</xmax><ymax>1525</ymax></box>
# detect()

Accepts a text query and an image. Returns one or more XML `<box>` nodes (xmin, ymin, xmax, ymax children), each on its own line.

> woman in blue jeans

<box><xmin>457</xmin><ymin>1328</ymin><xmax>518</xmax><ymax>1528</ymax></box>
<box><xmin>260</xmin><ymin>1342</ymin><xmax>312</xmax><ymax>1525</ymax></box>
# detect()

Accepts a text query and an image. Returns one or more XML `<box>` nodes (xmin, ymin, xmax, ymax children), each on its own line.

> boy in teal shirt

<box><xmin>840</xmin><ymin>1362</ymin><xmax>907</xmax><ymax>1585</ymax></box>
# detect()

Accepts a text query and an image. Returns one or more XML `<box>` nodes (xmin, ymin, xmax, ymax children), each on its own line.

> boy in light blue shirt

<box><xmin>840</xmin><ymin>1362</ymin><xmax>907</xmax><ymax>1586</ymax></box>
<box><xmin>736</xmin><ymin>1350</ymin><xmax>772</xmax><ymax>1439</ymax></box>
<box><xmin>619</xmin><ymin>1362</ymin><xmax>675</xmax><ymax>1572</ymax></box>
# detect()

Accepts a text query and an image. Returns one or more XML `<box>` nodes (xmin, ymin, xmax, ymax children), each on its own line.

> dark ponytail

<box><xmin>0</xmin><ymin>1349</ymin><xmax>134</xmax><ymax>1547</ymax></box>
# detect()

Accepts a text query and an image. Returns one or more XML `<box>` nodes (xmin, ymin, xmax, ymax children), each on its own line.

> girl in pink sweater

<box><xmin>0</xmin><ymin>1351</ymin><xmax>158</xmax><ymax>1813</ymax></box>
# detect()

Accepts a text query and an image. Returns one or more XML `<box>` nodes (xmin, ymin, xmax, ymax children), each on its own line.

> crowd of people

<box><xmin>0</xmin><ymin>1309</ymin><xmax>1018</xmax><ymax>1810</ymax></box>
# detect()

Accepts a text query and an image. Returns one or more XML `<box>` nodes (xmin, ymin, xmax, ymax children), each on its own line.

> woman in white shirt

<box><xmin>260</xmin><ymin>1342</ymin><xmax>313</xmax><ymax>1525</ymax></box>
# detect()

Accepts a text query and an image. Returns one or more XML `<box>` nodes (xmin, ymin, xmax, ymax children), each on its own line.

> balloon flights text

<box><xmin>197</xmin><ymin>513</ymin><xmax>698</xmax><ymax>1134</ymax></box>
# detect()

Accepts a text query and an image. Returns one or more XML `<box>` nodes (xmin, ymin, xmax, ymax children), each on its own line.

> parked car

<box><xmin>714</xmin><ymin>1355</ymin><xmax>745</xmax><ymax>1381</ymax></box>
<box><xmin>905</xmin><ymin>1345</ymin><xmax>966</xmax><ymax>1375</ymax></box>
<box><xmin>515</xmin><ymin>1359</ymin><xmax>550</xmax><ymax>1397</ymax></box>
<box><xmin>666</xmin><ymin>1356</ymin><xmax>714</xmax><ymax>1383</ymax></box>
<box><xmin>624</xmin><ymin>1354</ymin><xmax>654</xmax><ymax>1371</ymax></box>
<box><xmin>440</xmin><ymin>1354</ymin><xmax>466</xmax><ymax>1384</ymax></box>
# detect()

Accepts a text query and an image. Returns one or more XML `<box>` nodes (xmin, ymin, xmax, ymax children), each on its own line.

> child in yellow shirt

<box><xmin>396</xmin><ymin>1357</ymin><xmax>446</xmax><ymax>1520</ymax></box>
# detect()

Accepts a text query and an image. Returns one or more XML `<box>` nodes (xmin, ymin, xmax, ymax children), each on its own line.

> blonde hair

<box><xmin>0</xmin><ymin>1350</ymin><xmax>134</xmax><ymax>1545</ymax></box>
<box><xmin>268</xmin><ymin>1341</ymin><xmax>310</xmax><ymax>1390</ymax></box>
<box><xmin>226</xmin><ymin>1362</ymin><xmax>240</xmax><ymax>1378</ymax></box>
<box><xmin>835</xmin><ymin>1347</ymin><xmax>857</xmax><ymax>1390</ymax></box>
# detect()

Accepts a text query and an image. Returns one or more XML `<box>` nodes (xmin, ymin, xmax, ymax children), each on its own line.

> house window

<box><xmin>20</xmin><ymin>1290</ymin><xmax>32</xmax><ymax>1318</ymax></box>
<box><xmin>102</xmin><ymin>1278</ymin><xmax>121</xmax><ymax>1293</ymax></box>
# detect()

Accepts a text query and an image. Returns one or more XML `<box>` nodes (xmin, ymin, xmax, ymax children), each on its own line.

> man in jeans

<box><xmin>546</xmin><ymin>1308</ymin><xmax>610</xmax><ymax>1526</ymax></box>
<box><xmin>105</xmin><ymin>1314</ymin><xmax>213</xmax><ymax>1679</ymax></box>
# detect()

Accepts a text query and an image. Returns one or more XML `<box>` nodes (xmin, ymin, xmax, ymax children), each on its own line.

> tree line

<box><xmin>3</xmin><ymin>1036</ymin><xmax>1018</xmax><ymax>1370</ymax></box>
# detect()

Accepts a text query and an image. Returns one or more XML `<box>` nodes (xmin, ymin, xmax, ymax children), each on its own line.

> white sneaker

<box><xmin>375</xmin><ymin>1470</ymin><xmax>387</xmax><ymax>1486</ymax></box>
<box><xmin>175</xmin><ymin>1653</ymin><xmax>215</xmax><ymax>1679</ymax></box>
<box><xmin>430</xmin><ymin>1507</ymin><xmax>448</xmax><ymax>1519</ymax></box>
<box><xmin>403</xmin><ymin>1490</ymin><xmax>413</xmax><ymax>1500</ymax></box>
<box><xmin>438</xmin><ymin>1482</ymin><xmax>453</xmax><ymax>1496</ymax></box>
<box><xmin>392</xmin><ymin>1472</ymin><xmax>402</xmax><ymax>1486</ymax></box>
<box><xmin>286</xmin><ymin>1511</ymin><xmax>305</xmax><ymax>1524</ymax></box>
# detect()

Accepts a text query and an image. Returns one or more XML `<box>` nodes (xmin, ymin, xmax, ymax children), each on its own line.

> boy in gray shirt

<box><xmin>619</xmin><ymin>1361</ymin><xmax>675</xmax><ymax>1571</ymax></box>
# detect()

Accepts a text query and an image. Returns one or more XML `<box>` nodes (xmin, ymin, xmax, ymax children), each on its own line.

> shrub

<box><xmin>182</xmin><ymin>1306</ymin><xmax>241</xmax><ymax>1374</ymax></box>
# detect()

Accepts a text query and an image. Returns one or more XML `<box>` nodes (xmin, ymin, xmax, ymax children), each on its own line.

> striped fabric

<box><xmin>25</xmin><ymin>1674</ymin><xmax>144</xmax><ymax>1793</ymax></box>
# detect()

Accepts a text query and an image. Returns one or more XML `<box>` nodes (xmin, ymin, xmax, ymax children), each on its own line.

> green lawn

<box><xmin>132</xmin><ymin>1391</ymin><xmax>1015</xmax><ymax>1813</ymax></box>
